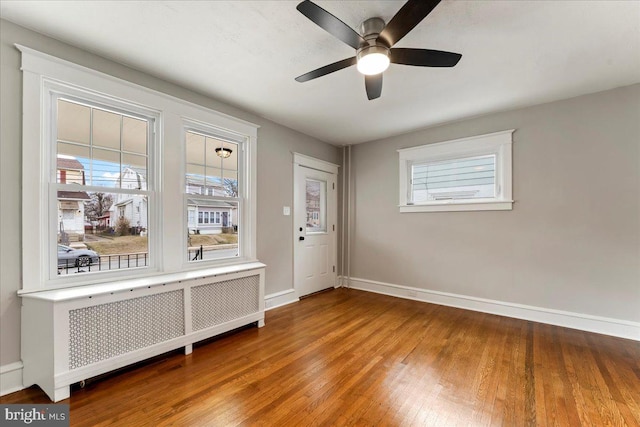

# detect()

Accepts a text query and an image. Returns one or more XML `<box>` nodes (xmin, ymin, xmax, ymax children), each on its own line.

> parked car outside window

<box><xmin>57</xmin><ymin>244</ymin><xmax>99</xmax><ymax>268</ymax></box>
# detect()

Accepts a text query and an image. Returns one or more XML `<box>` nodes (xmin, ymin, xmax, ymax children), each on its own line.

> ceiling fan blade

<box><xmin>365</xmin><ymin>74</ymin><xmax>383</xmax><ymax>100</ymax></box>
<box><xmin>295</xmin><ymin>57</ymin><xmax>357</xmax><ymax>82</ymax></box>
<box><xmin>297</xmin><ymin>1</ymin><xmax>365</xmax><ymax>50</ymax></box>
<box><xmin>378</xmin><ymin>0</ymin><xmax>441</xmax><ymax>48</ymax></box>
<box><xmin>390</xmin><ymin>48</ymin><xmax>461</xmax><ymax>67</ymax></box>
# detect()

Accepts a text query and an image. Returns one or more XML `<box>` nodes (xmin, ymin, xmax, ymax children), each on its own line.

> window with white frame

<box><xmin>185</xmin><ymin>127</ymin><xmax>243</xmax><ymax>262</ymax></box>
<box><xmin>53</xmin><ymin>96</ymin><xmax>155</xmax><ymax>276</ymax></box>
<box><xmin>398</xmin><ymin>130</ymin><xmax>514</xmax><ymax>212</ymax></box>
<box><xmin>19</xmin><ymin>45</ymin><xmax>257</xmax><ymax>291</ymax></box>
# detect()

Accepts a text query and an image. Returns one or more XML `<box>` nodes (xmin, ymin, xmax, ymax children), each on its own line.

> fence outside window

<box><xmin>58</xmin><ymin>252</ymin><xmax>148</xmax><ymax>275</ymax></box>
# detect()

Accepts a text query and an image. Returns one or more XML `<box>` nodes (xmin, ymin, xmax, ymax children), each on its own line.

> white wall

<box><xmin>348</xmin><ymin>84</ymin><xmax>640</xmax><ymax>324</ymax></box>
<box><xmin>0</xmin><ymin>20</ymin><xmax>340</xmax><ymax>368</ymax></box>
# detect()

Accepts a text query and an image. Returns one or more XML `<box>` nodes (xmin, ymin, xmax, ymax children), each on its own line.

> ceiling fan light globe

<box><xmin>356</xmin><ymin>45</ymin><xmax>390</xmax><ymax>75</ymax></box>
<box><xmin>357</xmin><ymin>53</ymin><xmax>390</xmax><ymax>75</ymax></box>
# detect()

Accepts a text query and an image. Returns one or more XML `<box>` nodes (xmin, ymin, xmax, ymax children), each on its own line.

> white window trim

<box><xmin>398</xmin><ymin>130</ymin><xmax>514</xmax><ymax>213</ymax></box>
<box><xmin>18</xmin><ymin>45</ymin><xmax>258</xmax><ymax>292</ymax></box>
<box><xmin>182</xmin><ymin>120</ymin><xmax>246</xmax><ymax>265</ymax></box>
<box><xmin>47</xmin><ymin>88</ymin><xmax>160</xmax><ymax>284</ymax></box>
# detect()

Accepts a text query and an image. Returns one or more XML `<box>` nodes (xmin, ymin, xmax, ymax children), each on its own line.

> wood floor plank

<box><xmin>2</xmin><ymin>288</ymin><xmax>639</xmax><ymax>426</ymax></box>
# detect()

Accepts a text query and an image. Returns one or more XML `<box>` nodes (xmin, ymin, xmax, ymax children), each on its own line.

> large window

<box><xmin>398</xmin><ymin>130</ymin><xmax>514</xmax><ymax>212</ymax></box>
<box><xmin>185</xmin><ymin>128</ymin><xmax>242</xmax><ymax>263</ymax></box>
<box><xmin>19</xmin><ymin>45</ymin><xmax>258</xmax><ymax>291</ymax></box>
<box><xmin>54</xmin><ymin>97</ymin><xmax>153</xmax><ymax>276</ymax></box>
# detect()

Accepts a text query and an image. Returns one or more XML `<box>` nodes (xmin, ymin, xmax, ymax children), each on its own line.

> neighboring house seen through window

<box><xmin>54</xmin><ymin>97</ymin><xmax>152</xmax><ymax>274</ymax></box>
<box><xmin>185</xmin><ymin>128</ymin><xmax>242</xmax><ymax>262</ymax></box>
<box><xmin>20</xmin><ymin>46</ymin><xmax>258</xmax><ymax>291</ymax></box>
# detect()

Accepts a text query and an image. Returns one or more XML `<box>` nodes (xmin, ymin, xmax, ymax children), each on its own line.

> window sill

<box><xmin>399</xmin><ymin>200</ymin><xmax>513</xmax><ymax>213</ymax></box>
<box><xmin>18</xmin><ymin>261</ymin><xmax>266</xmax><ymax>301</ymax></box>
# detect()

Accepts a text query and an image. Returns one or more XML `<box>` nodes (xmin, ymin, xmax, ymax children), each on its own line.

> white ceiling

<box><xmin>2</xmin><ymin>1</ymin><xmax>639</xmax><ymax>145</ymax></box>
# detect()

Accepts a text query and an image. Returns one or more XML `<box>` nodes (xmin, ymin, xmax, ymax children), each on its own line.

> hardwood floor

<box><xmin>2</xmin><ymin>288</ymin><xmax>639</xmax><ymax>426</ymax></box>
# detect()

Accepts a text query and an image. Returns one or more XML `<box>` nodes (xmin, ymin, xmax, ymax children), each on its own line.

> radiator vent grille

<box><xmin>69</xmin><ymin>290</ymin><xmax>184</xmax><ymax>370</ymax></box>
<box><xmin>192</xmin><ymin>275</ymin><xmax>260</xmax><ymax>331</ymax></box>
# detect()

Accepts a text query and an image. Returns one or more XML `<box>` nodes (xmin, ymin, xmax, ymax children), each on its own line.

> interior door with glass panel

<box><xmin>294</xmin><ymin>163</ymin><xmax>337</xmax><ymax>298</ymax></box>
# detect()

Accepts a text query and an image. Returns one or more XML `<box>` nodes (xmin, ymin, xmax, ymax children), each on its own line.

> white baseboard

<box><xmin>346</xmin><ymin>277</ymin><xmax>640</xmax><ymax>341</ymax></box>
<box><xmin>265</xmin><ymin>288</ymin><xmax>299</xmax><ymax>311</ymax></box>
<box><xmin>0</xmin><ymin>361</ymin><xmax>24</xmax><ymax>396</ymax></box>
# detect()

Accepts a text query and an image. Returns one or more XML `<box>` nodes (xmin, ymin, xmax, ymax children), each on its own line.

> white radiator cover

<box><xmin>69</xmin><ymin>290</ymin><xmax>186</xmax><ymax>370</ymax></box>
<box><xmin>20</xmin><ymin>264</ymin><xmax>265</xmax><ymax>402</ymax></box>
<box><xmin>192</xmin><ymin>276</ymin><xmax>260</xmax><ymax>331</ymax></box>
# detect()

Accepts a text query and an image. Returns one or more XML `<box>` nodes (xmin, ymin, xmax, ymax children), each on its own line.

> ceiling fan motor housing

<box><xmin>356</xmin><ymin>44</ymin><xmax>389</xmax><ymax>61</ymax></box>
<box><xmin>359</xmin><ymin>17</ymin><xmax>388</xmax><ymax>49</ymax></box>
<box><xmin>359</xmin><ymin>17</ymin><xmax>386</xmax><ymax>43</ymax></box>
<box><xmin>357</xmin><ymin>17</ymin><xmax>390</xmax><ymax>72</ymax></box>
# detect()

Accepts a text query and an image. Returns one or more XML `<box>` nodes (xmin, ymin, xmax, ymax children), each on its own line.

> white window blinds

<box><xmin>399</xmin><ymin>130</ymin><xmax>513</xmax><ymax>212</ymax></box>
<box><xmin>411</xmin><ymin>155</ymin><xmax>496</xmax><ymax>203</ymax></box>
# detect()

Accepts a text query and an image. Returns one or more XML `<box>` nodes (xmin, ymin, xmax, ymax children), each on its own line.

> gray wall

<box><xmin>349</xmin><ymin>84</ymin><xmax>640</xmax><ymax>322</ymax></box>
<box><xmin>0</xmin><ymin>20</ymin><xmax>340</xmax><ymax>367</ymax></box>
<box><xmin>2</xmin><ymin>18</ymin><xmax>637</xmax><ymax>372</ymax></box>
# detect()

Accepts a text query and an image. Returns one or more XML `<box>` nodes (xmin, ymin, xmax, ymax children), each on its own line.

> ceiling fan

<box><xmin>295</xmin><ymin>0</ymin><xmax>462</xmax><ymax>100</ymax></box>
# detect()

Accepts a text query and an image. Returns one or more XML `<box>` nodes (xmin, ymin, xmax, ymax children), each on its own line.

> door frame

<box><xmin>292</xmin><ymin>153</ymin><xmax>339</xmax><ymax>298</ymax></box>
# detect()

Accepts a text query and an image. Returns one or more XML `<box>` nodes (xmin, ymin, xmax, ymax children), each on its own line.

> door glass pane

<box><xmin>306</xmin><ymin>179</ymin><xmax>326</xmax><ymax>233</ymax></box>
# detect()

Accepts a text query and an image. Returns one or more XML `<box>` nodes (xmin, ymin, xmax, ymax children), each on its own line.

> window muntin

<box><xmin>53</xmin><ymin>97</ymin><xmax>153</xmax><ymax>278</ymax></box>
<box><xmin>185</xmin><ymin>130</ymin><xmax>238</xmax><ymax>197</ymax></box>
<box><xmin>185</xmin><ymin>129</ymin><xmax>242</xmax><ymax>263</ymax></box>
<box><xmin>20</xmin><ymin>45</ymin><xmax>258</xmax><ymax>291</ymax></box>
<box><xmin>57</xmin><ymin>99</ymin><xmax>149</xmax><ymax>188</ymax></box>
<box><xmin>398</xmin><ymin>130</ymin><xmax>513</xmax><ymax>212</ymax></box>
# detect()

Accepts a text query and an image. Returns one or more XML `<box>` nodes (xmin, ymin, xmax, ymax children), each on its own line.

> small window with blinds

<box><xmin>399</xmin><ymin>130</ymin><xmax>514</xmax><ymax>212</ymax></box>
<box><xmin>411</xmin><ymin>155</ymin><xmax>496</xmax><ymax>203</ymax></box>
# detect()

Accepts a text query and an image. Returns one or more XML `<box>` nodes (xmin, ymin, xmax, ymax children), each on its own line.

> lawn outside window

<box><xmin>53</xmin><ymin>96</ymin><xmax>155</xmax><ymax>278</ymax></box>
<box><xmin>184</xmin><ymin>124</ymin><xmax>245</xmax><ymax>264</ymax></box>
<box><xmin>398</xmin><ymin>130</ymin><xmax>514</xmax><ymax>212</ymax></box>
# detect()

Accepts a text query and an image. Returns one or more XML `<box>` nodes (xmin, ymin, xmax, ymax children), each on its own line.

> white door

<box><xmin>293</xmin><ymin>155</ymin><xmax>338</xmax><ymax>298</ymax></box>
